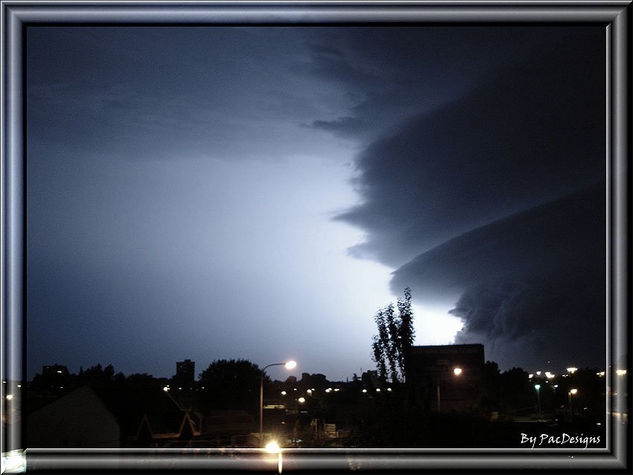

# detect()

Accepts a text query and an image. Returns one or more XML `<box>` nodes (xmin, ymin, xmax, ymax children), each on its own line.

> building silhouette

<box><xmin>173</xmin><ymin>359</ymin><xmax>195</xmax><ymax>391</ymax></box>
<box><xmin>407</xmin><ymin>344</ymin><xmax>485</xmax><ymax>413</ymax></box>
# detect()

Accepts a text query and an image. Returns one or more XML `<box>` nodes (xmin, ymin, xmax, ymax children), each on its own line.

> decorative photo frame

<box><xmin>2</xmin><ymin>1</ymin><xmax>630</xmax><ymax>472</ymax></box>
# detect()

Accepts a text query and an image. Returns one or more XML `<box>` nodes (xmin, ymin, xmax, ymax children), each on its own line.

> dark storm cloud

<box><xmin>331</xmin><ymin>28</ymin><xmax>606</xmax><ymax>369</ymax></box>
<box><xmin>306</xmin><ymin>27</ymin><xmax>596</xmax><ymax>141</ymax></box>
<box><xmin>335</xmin><ymin>29</ymin><xmax>605</xmax><ymax>267</ymax></box>
<box><xmin>390</xmin><ymin>186</ymin><xmax>605</xmax><ymax>369</ymax></box>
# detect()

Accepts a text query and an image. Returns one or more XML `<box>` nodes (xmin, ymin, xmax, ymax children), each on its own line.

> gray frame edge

<box><xmin>3</xmin><ymin>0</ymin><xmax>631</xmax><ymax>471</ymax></box>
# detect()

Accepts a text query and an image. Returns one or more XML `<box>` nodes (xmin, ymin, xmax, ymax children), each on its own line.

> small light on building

<box><xmin>528</xmin><ymin>374</ymin><xmax>534</xmax><ymax>379</ymax></box>
<box><xmin>536</xmin><ymin>371</ymin><xmax>542</xmax><ymax>376</ymax></box>
<box><xmin>569</xmin><ymin>388</ymin><xmax>578</xmax><ymax>395</ymax></box>
<box><xmin>306</xmin><ymin>389</ymin><xmax>312</xmax><ymax>395</ymax></box>
<box><xmin>362</xmin><ymin>389</ymin><xmax>367</xmax><ymax>393</ymax></box>
<box><xmin>334</xmin><ymin>388</ymin><xmax>340</xmax><ymax>392</ymax></box>
<box><xmin>298</xmin><ymin>397</ymin><xmax>306</xmax><ymax>404</ymax></box>
<box><xmin>567</xmin><ymin>367</ymin><xmax>578</xmax><ymax>374</ymax></box>
<box><xmin>281</xmin><ymin>390</ymin><xmax>287</xmax><ymax>396</ymax></box>
<box><xmin>376</xmin><ymin>388</ymin><xmax>381</xmax><ymax>392</ymax></box>
<box><xmin>387</xmin><ymin>387</ymin><xmax>392</xmax><ymax>392</ymax></box>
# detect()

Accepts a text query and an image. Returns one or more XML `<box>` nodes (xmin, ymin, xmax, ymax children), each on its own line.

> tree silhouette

<box><xmin>371</xmin><ymin>287</ymin><xmax>415</xmax><ymax>383</ymax></box>
<box><xmin>199</xmin><ymin>359</ymin><xmax>265</xmax><ymax>412</ymax></box>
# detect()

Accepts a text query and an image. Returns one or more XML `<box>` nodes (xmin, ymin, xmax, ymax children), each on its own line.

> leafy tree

<box><xmin>371</xmin><ymin>287</ymin><xmax>415</xmax><ymax>383</ymax></box>
<box><xmin>199</xmin><ymin>359</ymin><xmax>265</xmax><ymax>412</ymax></box>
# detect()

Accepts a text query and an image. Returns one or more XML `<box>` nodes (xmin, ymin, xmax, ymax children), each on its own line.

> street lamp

<box><xmin>260</xmin><ymin>360</ymin><xmax>297</xmax><ymax>445</ymax></box>
<box><xmin>436</xmin><ymin>367</ymin><xmax>463</xmax><ymax>413</ymax></box>
<box><xmin>568</xmin><ymin>388</ymin><xmax>578</xmax><ymax>420</ymax></box>
<box><xmin>534</xmin><ymin>384</ymin><xmax>542</xmax><ymax>419</ymax></box>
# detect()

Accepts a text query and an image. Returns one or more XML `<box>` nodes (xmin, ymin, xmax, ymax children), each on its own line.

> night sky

<box><xmin>26</xmin><ymin>26</ymin><xmax>606</xmax><ymax>380</ymax></box>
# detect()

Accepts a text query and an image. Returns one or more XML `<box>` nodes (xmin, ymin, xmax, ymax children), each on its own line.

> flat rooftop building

<box><xmin>407</xmin><ymin>344</ymin><xmax>485</xmax><ymax>413</ymax></box>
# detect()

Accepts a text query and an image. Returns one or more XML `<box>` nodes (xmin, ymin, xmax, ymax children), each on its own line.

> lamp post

<box><xmin>436</xmin><ymin>367</ymin><xmax>463</xmax><ymax>413</ymax></box>
<box><xmin>534</xmin><ymin>384</ymin><xmax>542</xmax><ymax>419</ymax></box>
<box><xmin>260</xmin><ymin>360</ymin><xmax>296</xmax><ymax>445</ymax></box>
<box><xmin>568</xmin><ymin>388</ymin><xmax>578</xmax><ymax>421</ymax></box>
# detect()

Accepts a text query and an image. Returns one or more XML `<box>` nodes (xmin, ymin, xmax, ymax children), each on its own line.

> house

<box><xmin>27</xmin><ymin>386</ymin><xmax>120</xmax><ymax>447</ymax></box>
<box><xmin>27</xmin><ymin>384</ymin><xmax>200</xmax><ymax>447</ymax></box>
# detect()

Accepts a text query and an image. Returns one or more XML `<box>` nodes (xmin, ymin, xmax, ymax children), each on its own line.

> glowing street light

<box><xmin>264</xmin><ymin>440</ymin><xmax>282</xmax><ymax>474</ymax></box>
<box><xmin>568</xmin><ymin>388</ymin><xmax>578</xmax><ymax>420</ymax></box>
<box><xmin>260</xmin><ymin>360</ymin><xmax>297</xmax><ymax>445</ymax></box>
<box><xmin>265</xmin><ymin>440</ymin><xmax>281</xmax><ymax>453</ymax></box>
<box><xmin>436</xmin><ymin>367</ymin><xmax>464</xmax><ymax>412</ymax></box>
<box><xmin>534</xmin><ymin>384</ymin><xmax>542</xmax><ymax>419</ymax></box>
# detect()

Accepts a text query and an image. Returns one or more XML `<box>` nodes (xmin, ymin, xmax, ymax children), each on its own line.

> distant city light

<box><xmin>56</xmin><ymin>370</ymin><xmax>62</xmax><ymax>374</ymax></box>
<box><xmin>566</xmin><ymin>367</ymin><xmax>578</xmax><ymax>374</ymax></box>
<box><xmin>281</xmin><ymin>391</ymin><xmax>287</xmax><ymax>396</ymax></box>
<box><xmin>596</xmin><ymin>371</ymin><xmax>605</xmax><ymax>377</ymax></box>
<box><xmin>163</xmin><ymin>386</ymin><xmax>170</xmax><ymax>392</ymax></box>
<box><xmin>535</xmin><ymin>371</ymin><xmax>542</xmax><ymax>376</ymax></box>
<box><xmin>334</xmin><ymin>388</ymin><xmax>340</xmax><ymax>392</ymax></box>
<box><xmin>306</xmin><ymin>389</ymin><xmax>312</xmax><ymax>395</ymax></box>
<box><xmin>528</xmin><ymin>374</ymin><xmax>534</xmax><ymax>379</ymax></box>
<box><xmin>453</xmin><ymin>367</ymin><xmax>463</xmax><ymax>376</ymax></box>
<box><xmin>297</xmin><ymin>397</ymin><xmax>306</xmax><ymax>403</ymax></box>
<box><xmin>325</xmin><ymin>388</ymin><xmax>332</xmax><ymax>393</ymax></box>
<box><xmin>376</xmin><ymin>388</ymin><xmax>381</xmax><ymax>392</ymax></box>
<box><xmin>554</xmin><ymin>384</ymin><xmax>559</xmax><ymax>388</ymax></box>
<box><xmin>362</xmin><ymin>389</ymin><xmax>367</xmax><ymax>393</ymax></box>
<box><xmin>386</xmin><ymin>388</ymin><xmax>392</xmax><ymax>392</ymax></box>
<box><xmin>545</xmin><ymin>372</ymin><xmax>555</xmax><ymax>379</ymax></box>
<box><xmin>569</xmin><ymin>388</ymin><xmax>578</xmax><ymax>395</ymax></box>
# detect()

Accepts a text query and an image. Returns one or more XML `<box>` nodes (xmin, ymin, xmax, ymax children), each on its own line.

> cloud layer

<box><xmin>391</xmin><ymin>185</ymin><xmax>605</xmax><ymax>370</ymax></box>
<box><xmin>334</xmin><ymin>28</ymin><xmax>607</xmax><ymax>369</ymax></box>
